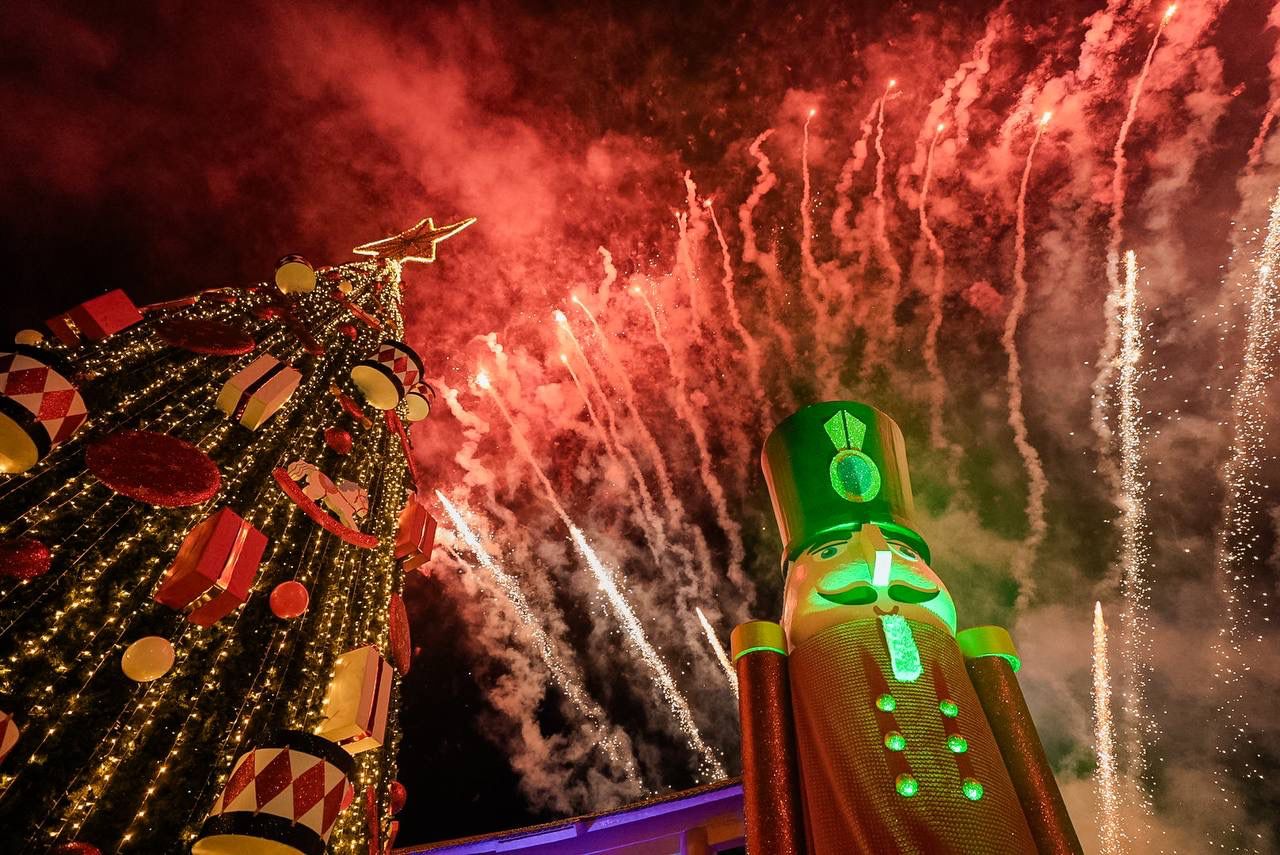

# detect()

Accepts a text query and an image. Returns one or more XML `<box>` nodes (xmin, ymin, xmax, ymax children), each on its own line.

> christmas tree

<box><xmin>0</xmin><ymin>215</ymin><xmax>472</xmax><ymax>854</ymax></box>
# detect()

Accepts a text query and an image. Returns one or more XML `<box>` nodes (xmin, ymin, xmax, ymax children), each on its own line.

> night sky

<box><xmin>4</xmin><ymin>0</ymin><xmax>1280</xmax><ymax>851</ymax></box>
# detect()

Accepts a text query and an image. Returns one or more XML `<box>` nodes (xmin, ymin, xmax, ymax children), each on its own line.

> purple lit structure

<box><xmin>397</xmin><ymin>780</ymin><xmax>744</xmax><ymax>854</ymax></box>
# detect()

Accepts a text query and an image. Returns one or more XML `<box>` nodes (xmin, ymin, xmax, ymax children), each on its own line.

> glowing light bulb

<box><xmin>553</xmin><ymin>309</ymin><xmax>567</xmax><ymax>325</ymax></box>
<box><xmin>475</xmin><ymin>370</ymin><xmax>491</xmax><ymax>390</ymax></box>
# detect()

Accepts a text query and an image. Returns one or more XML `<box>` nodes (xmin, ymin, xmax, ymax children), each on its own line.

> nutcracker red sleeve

<box><xmin>958</xmin><ymin>626</ymin><xmax>1084</xmax><ymax>855</ymax></box>
<box><xmin>730</xmin><ymin>620</ymin><xmax>805</xmax><ymax>855</ymax></box>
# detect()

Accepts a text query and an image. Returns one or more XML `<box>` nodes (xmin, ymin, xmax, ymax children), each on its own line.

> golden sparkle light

<box><xmin>352</xmin><ymin>215</ymin><xmax>477</xmax><ymax>265</ymax></box>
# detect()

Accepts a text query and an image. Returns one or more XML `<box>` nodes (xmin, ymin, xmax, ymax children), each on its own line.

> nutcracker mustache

<box><xmin>817</xmin><ymin>579</ymin><xmax>940</xmax><ymax>606</ymax></box>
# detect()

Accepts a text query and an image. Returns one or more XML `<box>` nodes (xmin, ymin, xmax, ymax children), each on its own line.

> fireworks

<box><xmin>569</xmin><ymin>526</ymin><xmax>726</xmax><ymax>779</ymax></box>
<box><xmin>695</xmin><ymin>605</ymin><xmax>738</xmax><ymax>700</ymax></box>
<box><xmin>1003</xmin><ymin>112</ymin><xmax>1050</xmax><ymax>608</ymax></box>
<box><xmin>1114</xmin><ymin>250</ymin><xmax>1154</xmax><ymax>835</ymax></box>
<box><xmin>1091</xmin><ymin>5</ymin><xmax>1175</xmax><ymax>463</ymax></box>
<box><xmin>1210</xmin><ymin>191</ymin><xmax>1280</xmax><ymax>841</ymax></box>
<box><xmin>1093</xmin><ymin>601</ymin><xmax>1123</xmax><ymax>855</ymax></box>
<box><xmin>435</xmin><ymin>491</ymin><xmax>642</xmax><ymax>786</ymax></box>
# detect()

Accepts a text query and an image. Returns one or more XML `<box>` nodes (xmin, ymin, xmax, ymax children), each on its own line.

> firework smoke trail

<box><xmin>832</xmin><ymin>98</ymin><xmax>882</xmax><ymax>264</ymax></box>
<box><xmin>571</xmin><ymin>295</ymin><xmax>721</xmax><ymax>594</ymax></box>
<box><xmin>1210</xmin><ymin>191</ymin><xmax>1280</xmax><ymax>842</ymax></box>
<box><xmin>1114</xmin><ymin>250</ymin><xmax>1155</xmax><ymax>833</ymax></box>
<box><xmin>1090</xmin><ymin>5</ymin><xmax>1176</xmax><ymax>461</ymax></box>
<box><xmin>739</xmin><ymin>130</ymin><xmax>800</xmax><ymax>374</ymax></box>
<box><xmin>435</xmin><ymin>493</ymin><xmax>642</xmax><ymax>786</ymax></box>
<box><xmin>1093</xmin><ymin>601</ymin><xmax>1123</xmax><ymax>855</ymax></box>
<box><xmin>869</xmin><ymin>79</ymin><xmax>905</xmax><ymax>366</ymax></box>
<box><xmin>569</xmin><ymin>526</ymin><xmax>726</xmax><ymax>779</ymax></box>
<box><xmin>694</xmin><ymin>606</ymin><xmax>738</xmax><ymax>701</ymax></box>
<box><xmin>706</xmin><ymin>199</ymin><xmax>768</xmax><ymax>428</ymax></box>
<box><xmin>556</xmin><ymin>313</ymin><xmax>670</xmax><ymax>558</ymax></box>
<box><xmin>798</xmin><ymin>108</ymin><xmax>842</xmax><ymax>398</ymax></box>
<box><xmin>557</xmin><ymin>348</ymin><xmax>669</xmax><ymax>565</ymax></box>
<box><xmin>1245</xmin><ymin>108</ymin><xmax>1276</xmax><ymax>176</ymax></box>
<box><xmin>633</xmin><ymin>284</ymin><xmax>747</xmax><ymax>587</ymax></box>
<box><xmin>474</xmin><ymin>374</ymin><xmax>722</xmax><ymax>775</ymax></box>
<box><xmin>918</xmin><ymin>123</ymin><xmax>961</xmax><ymax>471</ymax></box>
<box><xmin>1004</xmin><ymin>113</ymin><xmax>1051</xmax><ymax>608</ymax></box>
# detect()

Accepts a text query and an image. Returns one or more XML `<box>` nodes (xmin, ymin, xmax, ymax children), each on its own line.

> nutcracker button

<box><xmin>875</xmin><ymin>693</ymin><xmax>896</xmax><ymax>712</ymax></box>
<box><xmin>962</xmin><ymin>778</ymin><xmax>984</xmax><ymax>801</ymax></box>
<box><xmin>895</xmin><ymin>773</ymin><xmax>919</xmax><ymax>798</ymax></box>
<box><xmin>883</xmin><ymin>731</ymin><xmax>906</xmax><ymax>752</ymax></box>
<box><xmin>939</xmin><ymin>698</ymin><xmax>959</xmax><ymax>718</ymax></box>
<box><xmin>946</xmin><ymin>734</ymin><xmax>969</xmax><ymax>753</ymax></box>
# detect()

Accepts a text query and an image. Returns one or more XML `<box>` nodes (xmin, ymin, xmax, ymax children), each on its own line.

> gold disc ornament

<box><xmin>13</xmin><ymin>330</ymin><xmax>43</xmax><ymax>346</ymax></box>
<box><xmin>274</xmin><ymin>255</ymin><xmax>316</xmax><ymax>295</ymax></box>
<box><xmin>121</xmin><ymin>636</ymin><xmax>175</xmax><ymax>682</ymax></box>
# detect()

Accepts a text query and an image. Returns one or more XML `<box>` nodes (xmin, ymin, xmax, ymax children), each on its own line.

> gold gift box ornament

<box><xmin>315</xmin><ymin>645</ymin><xmax>393</xmax><ymax>755</ymax></box>
<box><xmin>217</xmin><ymin>353</ymin><xmax>302</xmax><ymax>430</ymax></box>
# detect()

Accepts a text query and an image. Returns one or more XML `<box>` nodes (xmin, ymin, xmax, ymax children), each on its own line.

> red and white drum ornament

<box><xmin>349</xmin><ymin>340</ymin><xmax>423</xmax><ymax>411</ymax></box>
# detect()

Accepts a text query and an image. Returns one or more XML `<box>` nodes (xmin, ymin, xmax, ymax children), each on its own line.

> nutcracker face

<box><xmin>782</xmin><ymin>523</ymin><xmax>957</xmax><ymax>650</ymax></box>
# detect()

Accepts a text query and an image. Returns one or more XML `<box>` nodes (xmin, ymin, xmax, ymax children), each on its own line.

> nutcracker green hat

<box><xmin>762</xmin><ymin>401</ymin><xmax>930</xmax><ymax>567</ymax></box>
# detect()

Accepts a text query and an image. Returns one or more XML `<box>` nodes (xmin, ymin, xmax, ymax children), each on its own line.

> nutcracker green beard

<box><xmin>781</xmin><ymin>523</ymin><xmax>958</xmax><ymax>652</ymax></box>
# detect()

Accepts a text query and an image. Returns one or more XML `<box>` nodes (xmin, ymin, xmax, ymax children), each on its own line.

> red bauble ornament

<box><xmin>156</xmin><ymin>317</ymin><xmax>256</xmax><ymax>356</ymax></box>
<box><xmin>324</xmin><ymin>427</ymin><xmax>353</xmax><ymax>456</ymax></box>
<box><xmin>389</xmin><ymin>780</ymin><xmax>408</xmax><ymax>815</ymax></box>
<box><xmin>86</xmin><ymin>431</ymin><xmax>221</xmax><ymax>507</ymax></box>
<box><xmin>269</xmin><ymin>581</ymin><xmax>310</xmax><ymax>619</ymax></box>
<box><xmin>338</xmin><ymin>322</ymin><xmax>358</xmax><ymax>341</ymax></box>
<box><xmin>0</xmin><ymin>536</ymin><xmax>51</xmax><ymax>580</ymax></box>
<box><xmin>388</xmin><ymin>593</ymin><xmax>411</xmax><ymax>675</ymax></box>
<box><xmin>50</xmin><ymin>844</ymin><xmax>102</xmax><ymax>855</ymax></box>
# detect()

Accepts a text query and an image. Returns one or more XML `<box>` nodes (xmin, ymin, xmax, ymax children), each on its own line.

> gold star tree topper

<box><xmin>352</xmin><ymin>216</ymin><xmax>477</xmax><ymax>265</ymax></box>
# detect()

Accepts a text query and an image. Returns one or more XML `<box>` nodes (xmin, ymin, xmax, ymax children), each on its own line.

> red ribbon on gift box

<box><xmin>232</xmin><ymin>358</ymin><xmax>291</xmax><ymax>422</ymax></box>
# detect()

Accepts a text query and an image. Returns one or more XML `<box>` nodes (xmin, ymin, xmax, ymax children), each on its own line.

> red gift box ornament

<box><xmin>155</xmin><ymin>508</ymin><xmax>267</xmax><ymax>627</ymax></box>
<box><xmin>46</xmin><ymin>289</ymin><xmax>143</xmax><ymax>347</ymax></box>
<box><xmin>315</xmin><ymin>645</ymin><xmax>394</xmax><ymax>755</ymax></box>
<box><xmin>349</xmin><ymin>340</ymin><xmax>423</xmax><ymax>411</ymax></box>
<box><xmin>0</xmin><ymin>348</ymin><xmax>88</xmax><ymax>474</ymax></box>
<box><xmin>0</xmin><ymin>709</ymin><xmax>20</xmax><ymax>764</ymax></box>
<box><xmin>394</xmin><ymin>494</ymin><xmax>437</xmax><ymax>575</ymax></box>
<box><xmin>194</xmin><ymin>730</ymin><xmax>356</xmax><ymax>855</ymax></box>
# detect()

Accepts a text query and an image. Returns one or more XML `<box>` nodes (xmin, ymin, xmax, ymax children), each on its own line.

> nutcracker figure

<box><xmin>733</xmin><ymin>401</ymin><xmax>1082</xmax><ymax>855</ymax></box>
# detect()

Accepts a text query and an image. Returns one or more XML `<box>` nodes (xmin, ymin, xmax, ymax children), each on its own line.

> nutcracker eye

<box><xmin>818</xmin><ymin>545</ymin><xmax>840</xmax><ymax>560</ymax></box>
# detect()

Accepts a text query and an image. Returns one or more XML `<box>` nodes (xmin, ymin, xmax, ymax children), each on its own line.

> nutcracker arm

<box><xmin>957</xmin><ymin>626</ymin><xmax>1084</xmax><ymax>855</ymax></box>
<box><xmin>731</xmin><ymin>620</ymin><xmax>806</xmax><ymax>855</ymax></box>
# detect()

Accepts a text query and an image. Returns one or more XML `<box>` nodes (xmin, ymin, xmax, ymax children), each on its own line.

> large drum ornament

<box><xmin>401</xmin><ymin>382</ymin><xmax>436</xmax><ymax>422</ymax></box>
<box><xmin>0</xmin><ymin>348</ymin><xmax>88</xmax><ymax>474</ymax></box>
<box><xmin>193</xmin><ymin>730</ymin><xmax>356</xmax><ymax>855</ymax></box>
<box><xmin>349</xmin><ymin>340</ymin><xmax>423</xmax><ymax>411</ymax></box>
<box><xmin>274</xmin><ymin>255</ymin><xmax>316</xmax><ymax>295</ymax></box>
